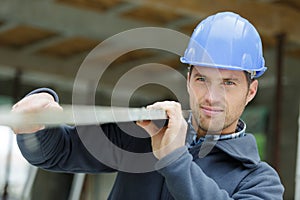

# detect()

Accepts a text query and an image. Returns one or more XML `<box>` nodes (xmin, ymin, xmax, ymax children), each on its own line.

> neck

<box><xmin>191</xmin><ymin>117</ymin><xmax>239</xmax><ymax>138</ymax></box>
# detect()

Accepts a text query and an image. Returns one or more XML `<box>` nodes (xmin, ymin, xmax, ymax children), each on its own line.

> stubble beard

<box><xmin>192</xmin><ymin>107</ymin><xmax>226</xmax><ymax>135</ymax></box>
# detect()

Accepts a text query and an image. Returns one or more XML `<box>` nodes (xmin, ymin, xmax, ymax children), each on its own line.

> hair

<box><xmin>188</xmin><ymin>65</ymin><xmax>254</xmax><ymax>88</ymax></box>
<box><xmin>244</xmin><ymin>71</ymin><xmax>254</xmax><ymax>88</ymax></box>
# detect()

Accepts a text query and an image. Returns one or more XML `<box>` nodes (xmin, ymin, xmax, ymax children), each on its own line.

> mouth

<box><xmin>200</xmin><ymin>105</ymin><xmax>224</xmax><ymax>116</ymax></box>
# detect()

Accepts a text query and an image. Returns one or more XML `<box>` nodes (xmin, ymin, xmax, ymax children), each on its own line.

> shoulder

<box><xmin>234</xmin><ymin>161</ymin><xmax>284</xmax><ymax>199</ymax></box>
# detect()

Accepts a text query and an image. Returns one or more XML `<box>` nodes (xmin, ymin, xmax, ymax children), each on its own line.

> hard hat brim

<box><xmin>180</xmin><ymin>57</ymin><xmax>267</xmax><ymax>78</ymax></box>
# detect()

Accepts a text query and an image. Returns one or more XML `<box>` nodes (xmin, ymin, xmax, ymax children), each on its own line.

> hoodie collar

<box><xmin>186</xmin><ymin>113</ymin><xmax>246</xmax><ymax>147</ymax></box>
<box><xmin>214</xmin><ymin>134</ymin><xmax>261</xmax><ymax>168</ymax></box>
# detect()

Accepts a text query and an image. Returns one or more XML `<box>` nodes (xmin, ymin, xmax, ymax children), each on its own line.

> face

<box><xmin>187</xmin><ymin>66</ymin><xmax>258</xmax><ymax>135</ymax></box>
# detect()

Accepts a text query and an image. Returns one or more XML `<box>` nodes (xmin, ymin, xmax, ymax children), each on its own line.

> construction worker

<box><xmin>13</xmin><ymin>12</ymin><xmax>284</xmax><ymax>199</ymax></box>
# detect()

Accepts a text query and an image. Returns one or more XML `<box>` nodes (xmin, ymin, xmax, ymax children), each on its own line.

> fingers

<box><xmin>136</xmin><ymin>120</ymin><xmax>160</xmax><ymax>137</ymax></box>
<box><xmin>12</xmin><ymin>93</ymin><xmax>61</xmax><ymax>113</ymax></box>
<box><xmin>12</xmin><ymin>125</ymin><xmax>46</xmax><ymax>135</ymax></box>
<box><xmin>147</xmin><ymin>101</ymin><xmax>184</xmax><ymax>126</ymax></box>
<box><xmin>147</xmin><ymin>101</ymin><xmax>182</xmax><ymax>115</ymax></box>
<box><xmin>137</xmin><ymin>101</ymin><xmax>188</xmax><ymax>159</ymax></box>
<box><xmin>137</xmin><ymin>101</ymin><xmax>185</xmax><ymax>134</ymax></box>
<box><xmin>11</xmin><ymin>92</ymin><xmax>62</xmax><ymax>134</ymax></box>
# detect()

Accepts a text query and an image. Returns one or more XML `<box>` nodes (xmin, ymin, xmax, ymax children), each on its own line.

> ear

<box><xmin>246</xmin><ymin>80</ymin><xmax>258</xmax><ymax>105</ymax></box>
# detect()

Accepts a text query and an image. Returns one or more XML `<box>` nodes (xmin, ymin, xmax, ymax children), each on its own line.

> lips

<box><xmin>200</xmin><ymin>105</ymin><xmax>224</xmax><ymax>116</ymax></box>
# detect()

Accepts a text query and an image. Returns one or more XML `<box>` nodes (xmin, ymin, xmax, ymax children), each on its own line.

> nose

<box><xmin>203</xmin><ymin>82</ymin><xmax>225</xmax><ymax>104</ymax></box>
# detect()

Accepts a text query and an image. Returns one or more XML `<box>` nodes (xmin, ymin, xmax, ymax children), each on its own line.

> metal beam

<box><xmin>295</xmin><ymin>102</ymin><xmax>300</xmax><ymax>200</ymax></box>
<box><xmin>0</xmin><ymin>105</ymin><xmax>191</xmax><ymax>127</ymax></box>
<box><xmin>273</xmin><ymin>33</ymin><xmax>286</xmax><ymax>171</ymax></box>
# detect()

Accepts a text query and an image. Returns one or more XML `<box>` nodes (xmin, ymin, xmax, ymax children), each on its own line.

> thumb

<box><xmin>136</xmin><ymin>120</ymin><xmax>159</xmax><ymax>137</ymax></box>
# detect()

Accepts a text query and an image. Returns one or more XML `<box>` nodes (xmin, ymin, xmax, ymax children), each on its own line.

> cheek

<box><xmin>225</xmin><ymin>92</ymin><xmax>248</xmax><ymax>113</ymax></box>
<box><xmin>188</xmin><ymin>85</ymin><xmax>202</xmax><ymax>103</ymax></box>
<box><xmin>188</xmin><ymin>82</ymin><xmax>205</xmax><ymax>97</ymax></box>
<box><xmin>187</xmin><ymin>83</ymin><xmax>195</xmax><ymax>99</ymax></box>
<box><xmin>188</xmin><ymin>90</ymin><xmax>196</xmax><ymax>107</ymax></box>
<box><xmin>188</xmin><ymin>86</ymin><xmax>200</xmax><ymax>110</ymax></box>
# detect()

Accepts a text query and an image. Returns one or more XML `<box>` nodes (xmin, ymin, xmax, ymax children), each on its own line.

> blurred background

<box><xmin>0</xmin><ymin>0</ymin><xmax>299</xmax><ymax>199</ymax></box>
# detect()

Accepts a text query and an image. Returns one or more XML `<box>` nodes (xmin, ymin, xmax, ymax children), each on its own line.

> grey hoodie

<box><xmin>17</xmin><ymin>88</ymin><xmax>284</xmax><ymax>199</ymax></box>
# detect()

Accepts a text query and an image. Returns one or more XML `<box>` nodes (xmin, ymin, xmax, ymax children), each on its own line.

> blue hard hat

<box><xmin>180</xmin><ymin>12</ymin><xmax>267</xmax><ymax>78</ymax></box>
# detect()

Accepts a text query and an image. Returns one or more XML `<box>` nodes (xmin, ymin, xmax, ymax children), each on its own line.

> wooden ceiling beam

<box><xmin>0</xmin><ymin>47</ymin><xmax>80</xmax><ymax>77</ymax></box>
<box><xmin>124</xmin><ymin>0</ymin><xmax>300</xmax><ymax>45</ymax></box>
<box><xmin>0</xmin><ymin>0</ymin><xmax>145</xmax><ymax>39</ymax></box>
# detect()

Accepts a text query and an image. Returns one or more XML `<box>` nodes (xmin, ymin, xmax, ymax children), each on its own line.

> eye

<box><xmin>223</xmin><ymin>80</ymin><xmax>236</xmax><ymax>86</ymax></box>
<box><xmin>196</xmin><ymin>76</ymin><xmax>206</xmax><ymax>82</ymax></box>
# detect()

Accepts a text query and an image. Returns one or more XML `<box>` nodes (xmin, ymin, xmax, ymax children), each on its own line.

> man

<box><xmin>13</xmin><ymin>12</ymin><xmax>284</xmax><ymax>199</ymax></box>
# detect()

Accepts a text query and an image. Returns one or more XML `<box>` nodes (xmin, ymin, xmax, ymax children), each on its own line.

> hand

<box><xmin>11</xmin><ymin>92</ymin><xmax>63</xmax><ymax>134</ymax></box>
<box><xmin>137</xmin><ymin>101</ymin><xmax>187</xmax><ymax>159</ymax></box>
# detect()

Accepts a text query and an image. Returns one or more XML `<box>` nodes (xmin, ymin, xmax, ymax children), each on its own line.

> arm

<box><xmin>137</xmin><ymin>101</ymin><xmax>284</xmax><ymax>199</ymax></box>
<box><xmin>17</xmin><ymin>125</ymin><xmax>117</xmax><ymax>173</ymax></box>
<box><xmin>155</xmin><ymin>147</ymin><xmax>284</xmax><ymax>200</ymax></box>
<box><xmin>14</xmin><ymin>88</ymin><xmax>118</xmax><ymax>173</ymax></box>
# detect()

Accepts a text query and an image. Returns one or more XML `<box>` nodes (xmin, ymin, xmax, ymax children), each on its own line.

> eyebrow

<box><xmin>223</xmin><ymin>77</ymin><xmax>240</xmax><ymax>81</ymax></box>
<box><xmin>191</xmin><ymin>71</ymin><xmax>205</xmax><ymax>77</ymax></box>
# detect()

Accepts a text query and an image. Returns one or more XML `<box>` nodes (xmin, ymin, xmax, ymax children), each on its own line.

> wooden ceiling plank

<box><xmin>0</xmin><ymin>25</ymin><xmax>57</xmax><ymax>48</ymax></box>
<box><xmin>38</xmin><ymin>36</ymin><xmax>100</xmax><ymax>58</ymax></box>
<box><xmin>123</xmin><ymin>0</ymin><xmax>300</xmax><ymax>45</ymax></box>
<box><xmin>0</xmin><ymin>0</ymin><xmax>145</xmax><ymax>39</ymax></box>
<box><xmin>56</xmin><ymin>0</ymin><xmax>124</xmax><ymax>12</ymax></box>
<box><xmin>122</xmin><ymin>5</ymin><xmax>185</xmax><ymax>25</ymax></box>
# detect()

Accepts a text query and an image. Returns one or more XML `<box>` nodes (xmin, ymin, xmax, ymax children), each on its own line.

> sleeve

<box><xmin>26</xmin><ymin>87</ymin><xmax>59</xmax><ymax>102</ymax></box>
<box><xmin>16</xmin><ymin>88</ymin><xmax>152</xmax><ymax>173</ymax></box>
<box><xmin>155</xmin><ymin>147</ymin><xmax>284</xmax><ymax>200</ymax></box>
<box><xmin>17</xmin><ymin>125</ymin><xmax>116</xmax><ymax>173</ymax></box>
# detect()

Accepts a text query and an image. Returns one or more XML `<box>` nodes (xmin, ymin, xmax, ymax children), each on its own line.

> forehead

<box><xmin>191</xmin><ymin>65</ymin><xmax>245</xmax><ymax>79</ymax></box>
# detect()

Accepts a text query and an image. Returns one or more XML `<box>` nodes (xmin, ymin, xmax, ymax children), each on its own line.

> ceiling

<box><xmin>0</xmin><ymin>0</ymin><xmax>299</xmax><ymax>106</ymax></box>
